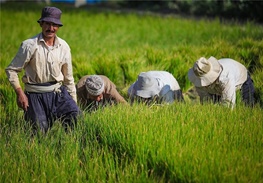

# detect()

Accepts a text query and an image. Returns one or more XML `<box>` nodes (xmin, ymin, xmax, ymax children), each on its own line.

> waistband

<box><xmin>25</xmin><ymin>82</ymin><xmax>62</xmax><ymax>93</ymax></box>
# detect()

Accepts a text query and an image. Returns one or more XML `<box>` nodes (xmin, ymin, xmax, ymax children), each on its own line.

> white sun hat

<box><xmin>133</xmin><ymin>72</ymin><xmax>160</xmax><ymax>98</ymax></box>
<box><xmin>188</xmin><ymin>56</ymin><xmax>222</xmax><ymax>87</ymax></box>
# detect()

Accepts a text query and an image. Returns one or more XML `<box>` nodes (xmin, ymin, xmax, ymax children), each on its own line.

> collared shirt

<box><xmin>76</xmin><ymin>75</ymin><xmax>127</xmax><ymax>107</ymax></box>
<box><xmin>195</xmin><ymin>58</ymin><xmax>248</xmax><ymax>108</ymax></box>
<box><xmin>128</xmin><ymin>71</ymin><xmax>181</xmax><ymax>103</ymax></box>
<box><xmin>5</xmin><ymin>33</ymin><xmax>77</xmax><ymax>102</ymax></box>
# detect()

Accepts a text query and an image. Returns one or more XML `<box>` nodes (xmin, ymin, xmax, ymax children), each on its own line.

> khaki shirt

<box><xmin>5</xmin><ymin>33</ymin><xmax>77</xmax><ymax>102</ymax></box>
<box><xmin>195</xmin><ymin>58</ymin><xmax>248</xmax><ymax>108</ymax></box>
<box><xmin>76</xmin><ymin>75</ymin><xmax>127</xmax><ymax>107</ymax></box>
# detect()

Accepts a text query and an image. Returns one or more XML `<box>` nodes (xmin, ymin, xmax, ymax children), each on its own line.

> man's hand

<box><xmin>15</xmin><ymin>88</ymin><xmax>29</xmax><ymax>111</ymax></box>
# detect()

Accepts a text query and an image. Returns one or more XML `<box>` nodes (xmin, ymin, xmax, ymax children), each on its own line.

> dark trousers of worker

<box><xmin>25</xmin><ymin>86</ymin><xmax>80</xmax><ymax>134</ymax></box>
<box><xmin>241</xmin><ymin>72</ymin><xmax>255</xmax><ymax>107</ymax></box>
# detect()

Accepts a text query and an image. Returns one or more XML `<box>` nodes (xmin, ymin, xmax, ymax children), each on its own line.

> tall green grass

<box><xmin>1</xmin><ymin>2</ymin><xmax>263</xmax><ymax>182</ymax></box>
<box><xmin>1</xmin><ymin>104</ymin><xmax>262</xmax><ymax>182</ymax></box>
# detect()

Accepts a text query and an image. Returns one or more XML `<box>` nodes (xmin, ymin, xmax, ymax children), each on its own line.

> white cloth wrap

<box><xmin>25</xmin><ymin>82</ymin><xmax>62</xmax><ymax>93</ymax></box>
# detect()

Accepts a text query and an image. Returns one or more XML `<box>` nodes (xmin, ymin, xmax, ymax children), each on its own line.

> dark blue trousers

<box><xmin>241</xmin><ymin>72</ymin><xmax>255</xmax><ymax>107</ymax></box>
<box><xmin>25</xmin><ymin>86</ymin><xmax>80</xmax><ymax>133</ymax></box>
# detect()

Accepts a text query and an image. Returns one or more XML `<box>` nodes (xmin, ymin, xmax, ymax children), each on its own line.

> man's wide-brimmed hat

<box><xmin>188</xmin><ymin>56</ymin><xmax>222</xmax><ymax>87</ymax></box>
<box><xmin>133</xmin><ymin>72</ymin><xmax>160</xmax><ymax>98</ymax></box>
<box><xmin>85</xmin><ymin>75</ymin><xmax>104</xmax><ymax>96</ymax></box>
<box><xmin>37</xmin><ymin>6</ymin><xmax>63</xmax><ymax>26</ymax></box>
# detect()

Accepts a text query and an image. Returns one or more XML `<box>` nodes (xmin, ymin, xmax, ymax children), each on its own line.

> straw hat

<box><xmin>188</xmin><ymin>56</ymin><xmax>222</xmax><ymax>87</ymax></box>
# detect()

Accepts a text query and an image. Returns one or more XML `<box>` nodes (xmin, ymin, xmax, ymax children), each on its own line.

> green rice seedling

<box><xmin>82</xmin><ymin>103</ymin><xmax>263</xmax><ymax>182</ymax></box>
<box><xmin>1</xmin><ymin>2</ymin><xmax>263</xmax><ymax>182</ymax></box>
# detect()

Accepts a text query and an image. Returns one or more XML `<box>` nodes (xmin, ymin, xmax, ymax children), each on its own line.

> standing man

<box><xmin>128</xmin><ymin>71</ymin><xmax>184</xmax><ymax>105</ymax></box>
<box><xmin>5</xmin><ymin>7</ymin><xmax>80</xmax><ymax>133</ymax></box>
<box><xmin>76</xmin><ymin>75</ymin><xmax>127</xmax><ymax>112</ymax></box>
<box><xmin>188</xmin><ymin>56</ymin><xmax>255</xmax><ymax>108</ymax></box>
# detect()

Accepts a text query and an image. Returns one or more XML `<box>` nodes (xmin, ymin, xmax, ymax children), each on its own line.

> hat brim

<box><xmin>135</xmin><ymin>89</ymin><xmax>158</xmax><ymax>98</ymax></box>
<box><xmin>188</xmin><ymin>57</ymin><xmax>221</xmax><ymax>87</ymax></box>
<box><xmin>37</xmin><ymin>17</ymin><xmax>63</xmax><ymax>26</ymax></box>
<box><xmin>133</xmin><ymin>80</ymin><xmax>159</xmax><ymax>98</ymax></box>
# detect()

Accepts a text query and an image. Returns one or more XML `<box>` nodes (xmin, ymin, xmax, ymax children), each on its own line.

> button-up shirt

<box><xmin>5</xmin><ymin>33</ymin><xmax>77</xmax><ymax>102</ymax></box>
<box><xmin>195</xmin><ymin>58</ymin><xmax>248</xmax><ymax>108</ymax></box>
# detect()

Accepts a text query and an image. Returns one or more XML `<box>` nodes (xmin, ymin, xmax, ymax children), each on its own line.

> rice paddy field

<box><xmin>1</xmin><ymin>2</ymin><xmax>263</xmax><ymax>182</ymax></box>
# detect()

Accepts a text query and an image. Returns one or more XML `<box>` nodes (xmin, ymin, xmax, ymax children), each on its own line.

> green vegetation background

<box><xmin>0</xmin><ymin>2</ymin><xmax>263</xmax><ymax>182</ymax></box>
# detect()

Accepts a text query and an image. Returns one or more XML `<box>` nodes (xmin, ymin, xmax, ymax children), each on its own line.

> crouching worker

<box><xmin>5</xmin><ymin>6</ymin><xmax>80</xmax><ymax>134</ymax></box>
<box><xmin>76</xmin><ymin>75</ymin><xmax>127</xmax><ymax>112</ymax></box>
<box><xmin>128</xmin><ymin>71</ymin><xmax>184</xmax><ymax>105</ymax></box>
<box><xmin>188</xmin><ymin>56</ymin><xmax>255</xmax><ymax>108</ymax></box>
